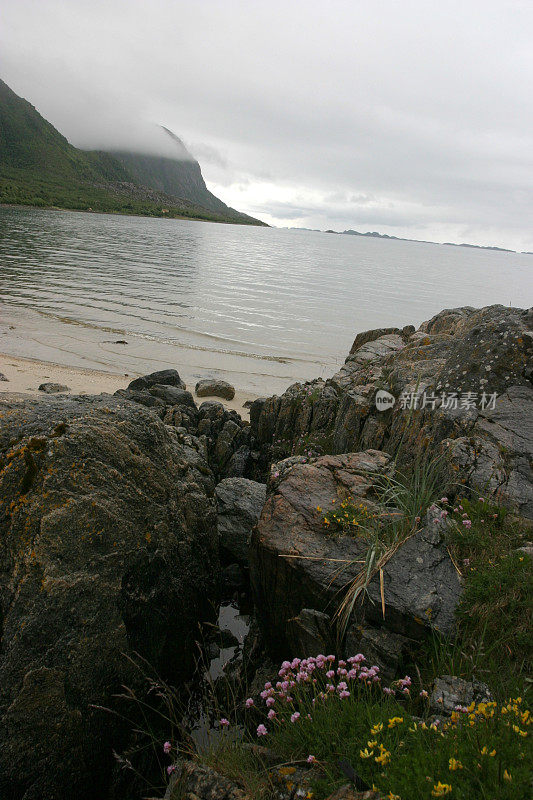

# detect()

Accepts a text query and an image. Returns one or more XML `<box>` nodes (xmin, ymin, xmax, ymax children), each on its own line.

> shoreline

<box><xmin>0</xmin><ymin>202</ymin><xmax>267</xmax><ymax>228</ymax></box>
<box><xmin>0</xmin><ymin>303</ymin><xmax>321</xmax><ymax>398</ymax></box>
<box><xmin>0</xmin><ymin>352</ymin><xmax>259</xmax><ymax>416</ymax></box>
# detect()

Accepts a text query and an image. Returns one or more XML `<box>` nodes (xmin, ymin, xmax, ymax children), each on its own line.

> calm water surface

<box><xmin>0</xmin><ymin>206</ymin><xmax>531</xmax><ymax>393</ymax></box>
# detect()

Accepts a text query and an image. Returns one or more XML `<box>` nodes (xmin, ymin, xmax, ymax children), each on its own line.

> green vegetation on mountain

<box><xmin>0</xmin><ymin>78</ymin><xmax>264</xmax><ymax>225</ymax></box>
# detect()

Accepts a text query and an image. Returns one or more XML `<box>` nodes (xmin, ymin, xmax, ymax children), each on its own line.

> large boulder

<box><xmin>215</xmin><ymin>477</ymin><xmax>266</xmax><ymax>564</ymax></box>
<box><xmin>250</xmin><ymin>450</ymin><xmax>461</xmax><ymax>673</ymax></box>
<box><xmin>0</xmin><ymin>394</ymin><xmax>219</xmax><ymax>800</ymax></box>
<box><xmin>195</xmin><ymin>378</ymin><xmax>236</xmax><ymax>401</ymax></box>
<box><xmin>250</xmin><ymin>305</ymin><xmax>533</xmax><ymax>518</ymax></box>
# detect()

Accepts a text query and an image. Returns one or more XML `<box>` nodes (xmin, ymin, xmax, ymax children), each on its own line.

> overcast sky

<box><xmin>2</xmin><ymin>0</ymin><xmax>532</xmax><ymax>250</ymax></box>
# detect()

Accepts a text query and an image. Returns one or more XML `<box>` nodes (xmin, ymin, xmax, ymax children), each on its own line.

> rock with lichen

<box><xmin>0</xmin><ymin>393</ymin><xmax>219</xmax><ymax>800</ymax></box>
<box><xmin>250</xmin><ymin>305</ymin><xmax>533</xmax><ymax>519</ymax></box>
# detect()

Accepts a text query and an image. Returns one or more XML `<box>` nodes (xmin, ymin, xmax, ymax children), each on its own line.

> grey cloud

<box><xmin>1</xmin><ymin>0</ymin><xmax>532</xmax><ymax>249</ymax></box>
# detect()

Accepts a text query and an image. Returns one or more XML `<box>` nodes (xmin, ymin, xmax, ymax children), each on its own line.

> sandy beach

<box><xmin>0</xmin><ymin>352</ymin><xmax>259</xmax><ymax>416</ymax></box>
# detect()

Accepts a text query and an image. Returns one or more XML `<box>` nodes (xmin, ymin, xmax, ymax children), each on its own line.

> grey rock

<box><xmin>196</xmin><ymin>403</ymin><xmax>250</xmax><ymax>481</ymax></box>
<box><xmin>114</xmin><ymin>387</ymin><xmax>166</xmax><ymax>412</ymax></box>
<box><xmin>350</xmin><ymin>326</ymin><xmax>401</xmax><ymax>354</ymax></box>
<box><xmin>250</xmin><ymin>304</ymin><xmax>533</xmax><ymax>519</ymax></box>
<box><xmin>251</xmin><ymin>452</ymin><xmax>461</xmax><ymax>665</ymax></box>
<box><xmin>196</xmin><ymin>378</ymin><xmax>236</xmax><ymax>401</ymax></box>
<box><xmin>0</xmin><ymin>393</ymin><xmax>219</xmax><ymax>800</ymax></box>
<box><xmin>165</xmin><ymin>760</ymin><xmax>247</xmax><ymax>800</ymax></box>
<box><xmin>221</xmin><ymin>562</ymin><xmax>246</xmax><ymax>592</ymax></box>
<box><xmin>149</xmin><ymin>383</ymin><xmax>197</xmax><ymax>408</ymax></box>
<box><xmin>38</xmin><ymin>382</ymin><xmax>70</xmax><ymax>393</ymax></box>
<box><xmin>127</xmin><ymin>368</ymin><xmax>186</xmax><ymax>391</ymax></box>
<box><xmin>430</xmin><ymin>674</ymin><xmax>492</xmax><ymax>715</ymax></box>
<box><xmin>344</xmin><ymin>626</ymin><xmax>414</xmax><ymax>681</ymax></box>
<box><xmin>216</xmin><ymin>477</ymin><xmax>267</xmax><ymax>564</ymax></box>
<box><xmin>442</xmin><ymin>384</ymin><xmax>533</xmax><ymax>518</ymax></box>
<box><xmin>287</xmin><ymin>608</ymin><xmax>334</xmax><ymax>657</ymax></box>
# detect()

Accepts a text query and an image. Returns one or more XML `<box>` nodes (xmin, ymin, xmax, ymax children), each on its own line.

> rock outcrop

<box><xmin>0</xmin><ymin>393</ymin><xmax>219</xmax><ymax>800</ymax></box>
<box><xmin>116</xmin><ymin>378</ymin><xmax>255</xmax><ymax>481</ymax></box>
<box><xmin>250</xmin><ymin>450</ymin><xmax>461</xmax><ymax>674</ymax></box>
<box><xmin>215</xmin><ymin>477</ymin><xmax>266</xmax><ymax>564</ymax></box>
<box><xmin>249</xmin><ymin>305</ymin><xmax>533</xmax><ymax>519</ymax></box>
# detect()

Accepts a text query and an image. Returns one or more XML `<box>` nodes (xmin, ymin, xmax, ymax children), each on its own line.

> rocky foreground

<box><xmin>0</xmin><ymin>304</ymin><xmax>531</xmax><ymax>800</ymax></box>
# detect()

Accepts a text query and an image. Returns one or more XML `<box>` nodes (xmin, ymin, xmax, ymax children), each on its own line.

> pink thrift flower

<box><xmin>290</xmin><ymin>712</ymin><xmax>300</xmax><ymax>723</ymax></box>
<box><xmin>420</xmin><ymin>690</ymin><xmax>429</xmax><ymax>699</ymax></box>
<box><xmin>267</xmin><ymin>709</ymin><xmax>276</xmax><ymax>720</ymax></box>
<box><xmin>167</xmin><ymin>765</ymin><xmax>176</xmax><ymax>775</ymax></box>
<box><xmin>307</xmin><ymin>755</ymin><xmax>316</xmax><ymax>763</ymax></box>
<box><xmin>266</xmin><ymin>697</ymin><xmax>275</xmax><ymax>707</ymax></box>
<box><xmin>256</xmin><ymin>724</ymin><xmax>267</xmax><ymax>736</ymax></box>
<box><xmin>245</xmin><ymin>698</ymin><xmax>254</xmax><ymax>708</ymax></box>
<box><xmin>163</xmin><ymin>741</ymin><xmax>171</xmax><ymax>754</ymax></box>
<box><xmin>220</xmin><ymin>718</ymin><xmax>229</xmax><ymax>728</ymax></box>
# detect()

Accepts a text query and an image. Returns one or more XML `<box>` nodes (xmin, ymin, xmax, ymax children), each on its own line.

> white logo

<box><xmin>375</xmin><ymin>389</ymin><xmax>396</xmax><ymax>411</ymax></box>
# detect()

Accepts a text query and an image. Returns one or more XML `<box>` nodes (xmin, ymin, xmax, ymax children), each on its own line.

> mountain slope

<box><xmin>112</xmin><ymin>127</ymin><xmax>257</xmax><ymax>223</ymax></box>
<box><xmin>0</xmin><ymin>78</ymin><xmax>264</xmax><ymax>225</ymax></box>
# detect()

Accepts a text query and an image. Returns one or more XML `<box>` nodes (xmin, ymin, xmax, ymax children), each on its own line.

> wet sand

<box><xmin>0</xmin><ymin>352</ymin><xmax>259</xmax><ymax>416</ymax></box>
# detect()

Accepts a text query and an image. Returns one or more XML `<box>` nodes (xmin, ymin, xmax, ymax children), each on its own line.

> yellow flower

<box><xmin>512</xmin><ymin>724</ymin><xmax>528</xmax><ymax>737</ymax></box>
<box><xmin>386</xmin><ymin>793</ymin><xmax>401</xmax><ymax>800</ymax></box>
<box><xmin>448</xmin><ymin>758</ymin><xmax>463</xmax><ymax>771</ymax></box>
<box><xmin>374</xmin><ymin>743</ymin><xmax>391</xmax><ymax>765</ymax></box>
<box><xmin>370</xmin><ymin>722</ymin><xmax>383</xmax><ymax>735</ymax></box>
<box><xmin>431</xmin><ymin>782</ymin><xmax>452</xmax><ymax>796</ymax></box>
<box><xmin>316</xmin><ymin>506</ymin><xmax>322</xmax><ymax>512</ymax></box>
<box><xmin>503</xmin><ymin>770</ymin><xmax>512</xmax><ymax>782</ymax></box>
<box><xmin>359</xmin><ymin>748</ymin><xmax>374</xmax><ymax>759</ymax></box>
<box><xmin>480</xmin><ymin>746</ymin><xmax>496</xmax><ymax>757</ymax></box>
<box><xmin>367</xmin><ymin>740</ymin><xmax>378</xmax><ymax>748</ymax></box>
<box><xmin>388</xmin><ymin>716</ymin><xmax>404</xmax><ymax>728</ymax></box>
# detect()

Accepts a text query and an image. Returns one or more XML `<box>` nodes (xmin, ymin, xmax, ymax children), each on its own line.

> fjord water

<box><xmin>0</xmin><ymin>206</ymin><xmax>531</xmax><ymax>394</ymax></box>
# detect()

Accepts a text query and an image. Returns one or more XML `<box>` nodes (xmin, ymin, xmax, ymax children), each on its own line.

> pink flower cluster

<box><xmin>247</xmin><ymin>653</ymin><xmax>388</xmax><ymax>737</ymax></box>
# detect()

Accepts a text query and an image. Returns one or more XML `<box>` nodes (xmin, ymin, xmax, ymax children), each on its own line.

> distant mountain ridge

<box><xmin>324</xmin><ymin>228</ymin><xmax>516</xmax><ymax>253</ymax></box>
<box><xmin>0</xmin><ymin>78</ymin><xmax>264</xmax><ymax>225</ymax></box>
